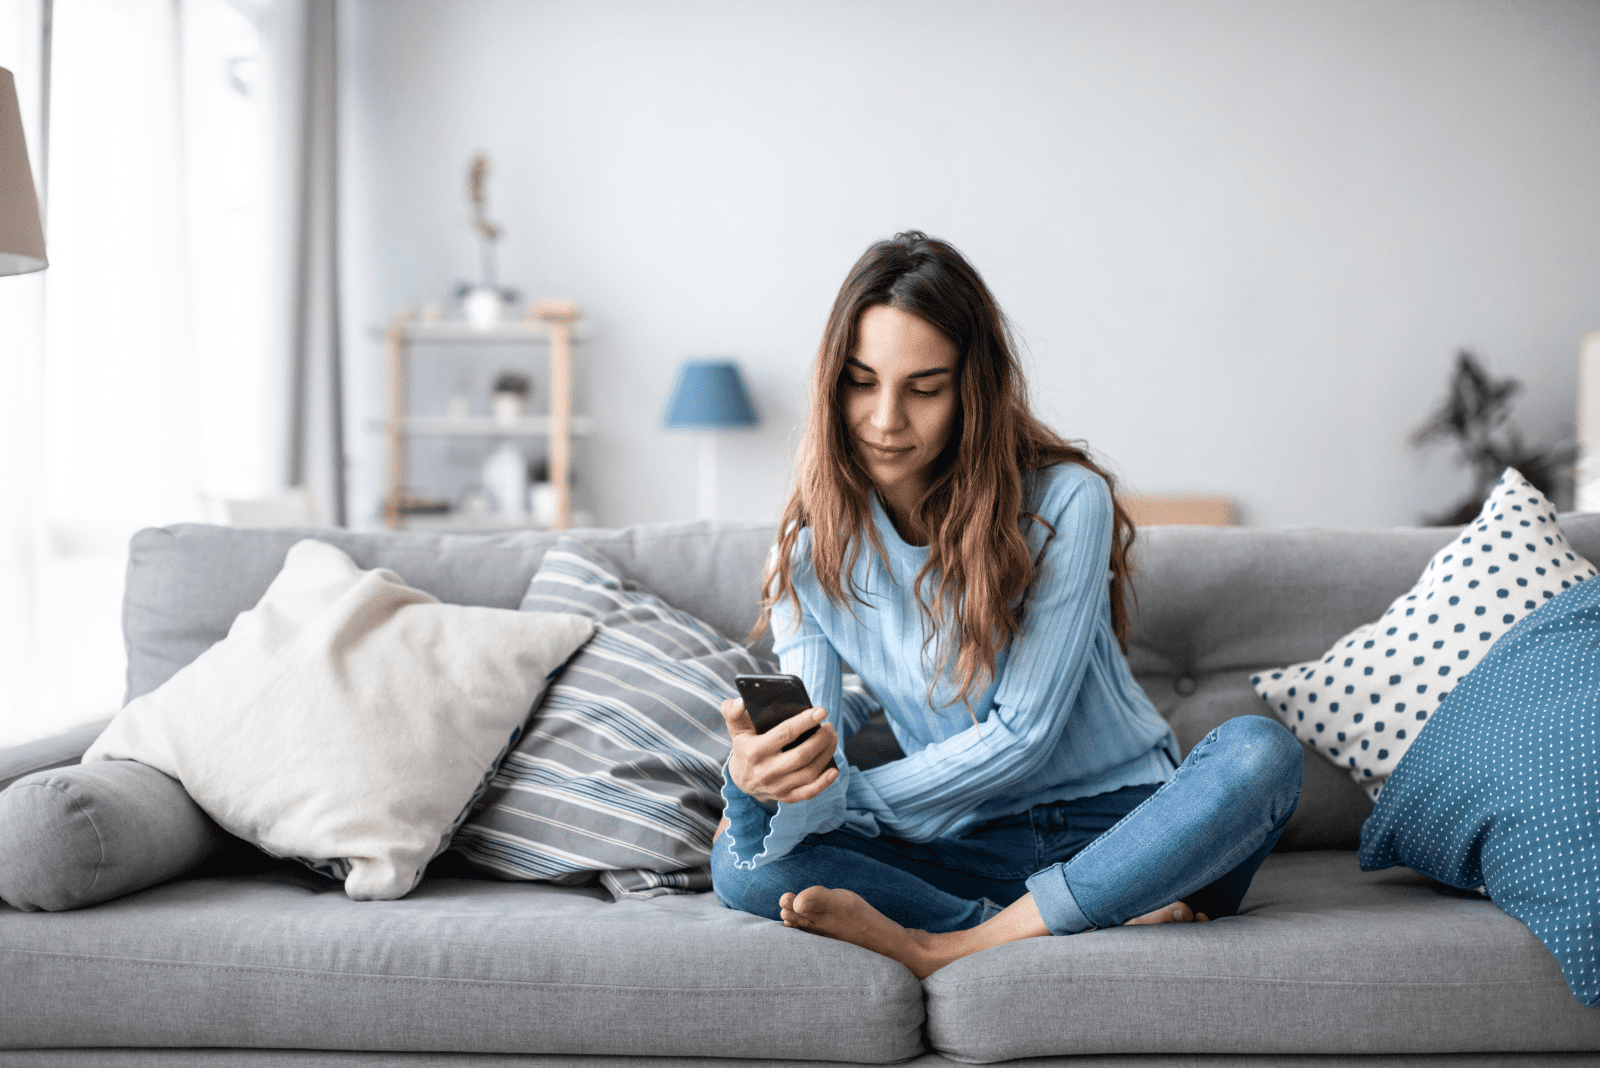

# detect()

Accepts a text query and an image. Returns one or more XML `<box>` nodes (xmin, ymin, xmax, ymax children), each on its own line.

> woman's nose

<box><xmin>872</xmin><ymin>391</ymin><xmax>904</xmax><ymax>431</ymax></box>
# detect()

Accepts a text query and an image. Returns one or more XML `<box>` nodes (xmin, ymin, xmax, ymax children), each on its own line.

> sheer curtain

<box><xmin>0</xmin><ymin>0</ymin><xmax>338</xmax><ymax>746</ymax></box>
<box><xmin>0</xmin><ymin>0</ymin><xmax>48</xmax><ymax>748</ymax></box>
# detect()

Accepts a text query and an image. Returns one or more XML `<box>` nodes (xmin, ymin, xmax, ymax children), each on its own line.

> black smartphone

<box><xmin>735</xmin><ymin>673</ymin><xmax>819</xmax><ymax>752</ymax></box>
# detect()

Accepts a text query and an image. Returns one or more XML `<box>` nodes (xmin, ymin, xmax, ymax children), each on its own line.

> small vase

<box><xmin>482</xmin><ymin>441</ymin><xmax>527</xmax><ymax>519</ymax></box>
<box><xmin>529</xmin><ymin>481</ymin><xmax>558</xmax><ymax>526</ymax></box>
<box><xmin>464</xmin><ymin>286</ymin><xmax>502</xmax><ymax>331</ymax></box>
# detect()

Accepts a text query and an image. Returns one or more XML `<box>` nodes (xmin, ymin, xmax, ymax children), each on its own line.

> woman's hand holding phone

<box><xmin>720</xmin><ymin>696</ymin><xmax>840</xmax><ymax>805</ymax></box>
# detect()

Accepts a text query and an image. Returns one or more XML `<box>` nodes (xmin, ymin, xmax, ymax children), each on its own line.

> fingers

<box><xmin>726</xmin><ymin>701</ymin><xmax>843</xmax><ymax>805</ymax></box>
<box><xmin>778</xmin><ymin>762</ymin><xmax>839</xmax><ymax>803</ymax></box>
<box><xmin>719</xmin><ymin>697</ymin><xmax>756</xmax><ymax>738</ymax></box>
<box><xmin>783</xmin><ymin>712</ymin><xmax>838</xmax><ymax>763</ymax></box>
<box><xmin>773</xmin><ymin>706</ymin><xmax>828</xmax><ymax>748</ymax></box>
<box><xmin>759</xmin><ymin>721</ymin><xmax>839</xmax><ymax>801</ymax></box>
<box><xmin>748</xmin><ymin>709</ymin><xmax>837</xmax><ymax>774</ymax></box>
<box><xmin>757</xmin><ymin>725</ymin><xmax>841</xmax><ymax>804</ymax></box>
<box><xmin>787</xmin><ymin>720</ymin><xmax>840</xmax><ymax>776</ymax></box>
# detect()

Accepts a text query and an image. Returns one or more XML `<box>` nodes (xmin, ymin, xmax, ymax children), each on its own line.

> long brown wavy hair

<box><xmin>755</xmin><ymin>231</ymin><xmax>1137</xmax><ymax>710</ymax></box>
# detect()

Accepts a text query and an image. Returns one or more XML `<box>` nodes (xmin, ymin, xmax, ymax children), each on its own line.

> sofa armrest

<box><xmin>0</xmin><ymin>722</ymin><xmax>108</xmax><ymax>793</ymax></box>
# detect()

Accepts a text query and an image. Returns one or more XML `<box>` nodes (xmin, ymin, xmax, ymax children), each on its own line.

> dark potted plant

<box><xmin>490</xmin><ymin>370</ymin><xmax>531</xmax><ymax>426</ymax></box>
<box><xmin>1411</xmin><ymin>349</ymin><xmax>1577</xmax><ymax>525</ymax></box>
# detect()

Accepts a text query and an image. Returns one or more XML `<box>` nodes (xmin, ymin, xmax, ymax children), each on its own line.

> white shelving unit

<box><xmin>382</xmin><ymin>308</ymin><xmax>587</xmax><ymax>531</ymax></box>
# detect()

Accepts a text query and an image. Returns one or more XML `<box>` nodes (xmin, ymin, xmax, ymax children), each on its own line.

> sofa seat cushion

<box><xmin>923</xmin><ymin>851</ymin><xmax>1600</xmax><ymax>1063</ymax></box>
<box><xmin>0</xmin><ymin>867</ymin><xmax>923</xmax><ymax>1062</ymax></box>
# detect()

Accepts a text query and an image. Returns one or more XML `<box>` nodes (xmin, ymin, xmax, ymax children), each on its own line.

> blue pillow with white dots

<box><xmin>1359</xmin><ymin>568</ymin><xmax>1600</xmax><ymax>1006</ymax></box>
<box><xmin>1253</xmin><ymin>469</ymin><xmax>1595</xmax><ymax>800</ymax></box>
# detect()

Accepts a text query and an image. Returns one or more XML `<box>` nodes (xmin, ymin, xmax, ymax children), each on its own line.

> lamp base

<box><xmin>697</xmin><ymin>434</ymin><xmax>717</xmax><ymax>521</ymax></box>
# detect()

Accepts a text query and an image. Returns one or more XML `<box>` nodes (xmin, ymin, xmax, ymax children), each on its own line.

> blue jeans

<box><xmin>711</xmin><ymin>715</ymin><xmax>1303</xmax><ymax>935</ymax></box>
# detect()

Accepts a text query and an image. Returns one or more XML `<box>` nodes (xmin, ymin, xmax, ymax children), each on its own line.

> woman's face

<box><xmin>842</xmin><ymin>304</ymin><xmax>960</xmax><ymax>511</ymax></box>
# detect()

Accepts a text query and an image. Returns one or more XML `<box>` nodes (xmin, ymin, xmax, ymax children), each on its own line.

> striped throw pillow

<box><xmin>451</xmin><ymin>537</ymin><xmax>772</xmax><ymax>899</ymax></box>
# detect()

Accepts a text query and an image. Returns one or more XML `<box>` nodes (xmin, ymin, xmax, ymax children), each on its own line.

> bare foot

<box><xmin>1124</xmin><ymin>901</ymin><xmax>1211</xmax><ymax>925</ymax></box>
<box><xmin>780</xmin><ymin>887</ymin><xmax>951</xmax><ymax>978</ymax></box>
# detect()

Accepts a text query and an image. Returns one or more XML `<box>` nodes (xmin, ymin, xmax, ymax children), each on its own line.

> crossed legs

<box><xmin>719</xmin><ymin>716</ymin><xmax>1303</xmax><ymax>977</ymax></box>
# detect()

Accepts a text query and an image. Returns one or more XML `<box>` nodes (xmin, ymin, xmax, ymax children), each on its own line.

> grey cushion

<box><xmin>0</xmin><ymin>761</ymin><xmax>236</xmax><ymax>911</ymax></box>
<box><xmin>0</xmin><ymin>721</ymin><xmax>107</xmax><ymax>792</ymax></box>
<box><xmin>923</xmin><ymin>850</ymin><xmax>1600</xmax><ymax>1062</ymax></box>
<box><xmin>0</xmin><ymin>870</ymin><xmax>924</xmax><ymax>1062</ymax></box>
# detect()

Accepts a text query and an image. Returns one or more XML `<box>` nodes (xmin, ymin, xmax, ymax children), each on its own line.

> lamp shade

<box><xmin>663</xmin><ymin>359</ymin><xmax>759</xmax><ymax>429</ymax></box>
<box><xmin>0</xmin><ymin>66</ymin><xmax>46</xmax><ymax>276</ymax></box>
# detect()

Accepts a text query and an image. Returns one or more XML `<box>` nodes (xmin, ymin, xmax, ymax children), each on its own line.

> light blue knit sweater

<box><xmin>721</xmin><ymin>462</ymin><xmax>1179</xmax><ymax>870</ymax></box>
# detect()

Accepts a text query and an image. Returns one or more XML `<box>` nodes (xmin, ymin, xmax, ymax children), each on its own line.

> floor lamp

<box><xmin>0</xmin><ymin>66</ymin><xmax>48</xmax><ymax>276</ymax></box>
<box><xmin>663</xmin><ymin>359</ymin><xmax>759</xmax><ymax>520</ymax></box>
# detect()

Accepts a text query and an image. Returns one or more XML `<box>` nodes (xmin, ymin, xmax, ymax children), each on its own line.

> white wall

<box><xmin>340</xmin><ymin>0</ymin><xmax>1600</xmax><ymax>530</ymax></box>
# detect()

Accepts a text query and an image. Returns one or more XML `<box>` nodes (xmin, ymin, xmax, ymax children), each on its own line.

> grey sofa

<box><xmin>3</xmin><ymin>517</ymin><xmax>1600</xmax><ymax>1068</ymax></box>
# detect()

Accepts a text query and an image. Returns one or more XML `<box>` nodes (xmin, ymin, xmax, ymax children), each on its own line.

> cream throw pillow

<box><xmin>85</xmin><ymin>539</ymin><xmax>594</xmax><ymax>900</ymax></box>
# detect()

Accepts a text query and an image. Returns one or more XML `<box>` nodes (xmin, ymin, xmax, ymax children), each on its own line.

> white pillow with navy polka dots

<box><xmin>1253</xmin><ymin>469</ymin><xmax>1596</xmax><ymax>802</ymax></box>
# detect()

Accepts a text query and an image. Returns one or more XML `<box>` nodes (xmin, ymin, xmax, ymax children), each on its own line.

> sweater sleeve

<box><xmin>717</xmin><ymin>548</ymin><xmax>861</xmax><ymax>871</ymax></box>
<box><xmin>845</xmin><ymin>469</ymin><xmax>1116</xmax><ymax>842</ymax></box>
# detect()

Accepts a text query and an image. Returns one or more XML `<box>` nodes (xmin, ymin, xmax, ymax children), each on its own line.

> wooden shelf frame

<box><xmin>382</xmin><ymin>308</ymin><xmax>586</xmax><ymax>530</ymax></box>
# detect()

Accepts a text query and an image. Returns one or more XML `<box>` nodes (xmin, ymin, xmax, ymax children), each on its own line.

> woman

<box><xmin>711</xmin><ymin>231</ymin><xmax>1302</xmax><ymax>978</ymax></box>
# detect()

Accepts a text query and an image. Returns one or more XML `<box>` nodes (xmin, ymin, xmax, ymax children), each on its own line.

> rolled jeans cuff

<box><xmin>1024</xmin><ymin>865</ymin><xmax>1094</xmax><ymax>935</ymax></box>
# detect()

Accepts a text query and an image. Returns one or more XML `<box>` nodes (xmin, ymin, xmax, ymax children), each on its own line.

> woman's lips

<box><xmin>862</xmin><ymin>441</ymin><xmax>913</xmax><ymax>457</ymax></box>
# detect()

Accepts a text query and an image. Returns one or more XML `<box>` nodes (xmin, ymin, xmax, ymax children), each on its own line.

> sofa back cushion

<box><xmin>123</xmin><ymin>512</ymin><xmax>1600</xmax><ymax>853</ymax></box>
<box><xmin>1127</xmin><ymin>513</ymin><xmax>1600</xmax><ymax>848</ymax></box>
<box><xmin>123</xmin><ymin>521</ymin><xmax>778</xmax><ymax>703</ymax></box>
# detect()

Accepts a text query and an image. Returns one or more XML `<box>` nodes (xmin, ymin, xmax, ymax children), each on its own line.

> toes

<box><xmin>1125</xmin><ymin>901</ymin><xmax>1199</xmax><ymax>926</ymax></box>
<box><xmin>792</xmin><ymin>885</ymin><xmax>831</xmax><ymax>916</ymax></box>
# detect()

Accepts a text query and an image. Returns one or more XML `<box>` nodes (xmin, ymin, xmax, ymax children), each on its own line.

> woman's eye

<box><xmin>846</xmin><ymin>378</ymin><xmax>875</xmax><ymax>389</ymax></box>
<box><xmin>910</xmin><ymin>388</ymin><xmax>940</xmax><ymax>398</ymax></box>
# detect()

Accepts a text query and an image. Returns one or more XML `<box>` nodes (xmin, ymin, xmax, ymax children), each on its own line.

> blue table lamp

<box><xmin>663</xmin><ymin>359</ymin><xmax>759</xmax><ymax>519</ymax></box>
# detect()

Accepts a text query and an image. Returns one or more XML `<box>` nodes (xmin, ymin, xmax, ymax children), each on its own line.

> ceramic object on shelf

<box><xmin>464</xmin><ymin>286</ymin><xmax>503</xmax><ymax>331</ymax></box>
<box><xmin>529</xmin><ymin>481</ymin><xmax>558</xmax><ymax>526</ymax></box>
<box><xmin>482</xmin><ymin>441</ymin><xmax>527</xmax><ymax>519</ymax></box>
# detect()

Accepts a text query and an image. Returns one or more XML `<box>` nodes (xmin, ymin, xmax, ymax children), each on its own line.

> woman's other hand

<box><xmin>720</xmin><ymin>698</ymin><xmax>840</xmax><ymax>805</ymax></box>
